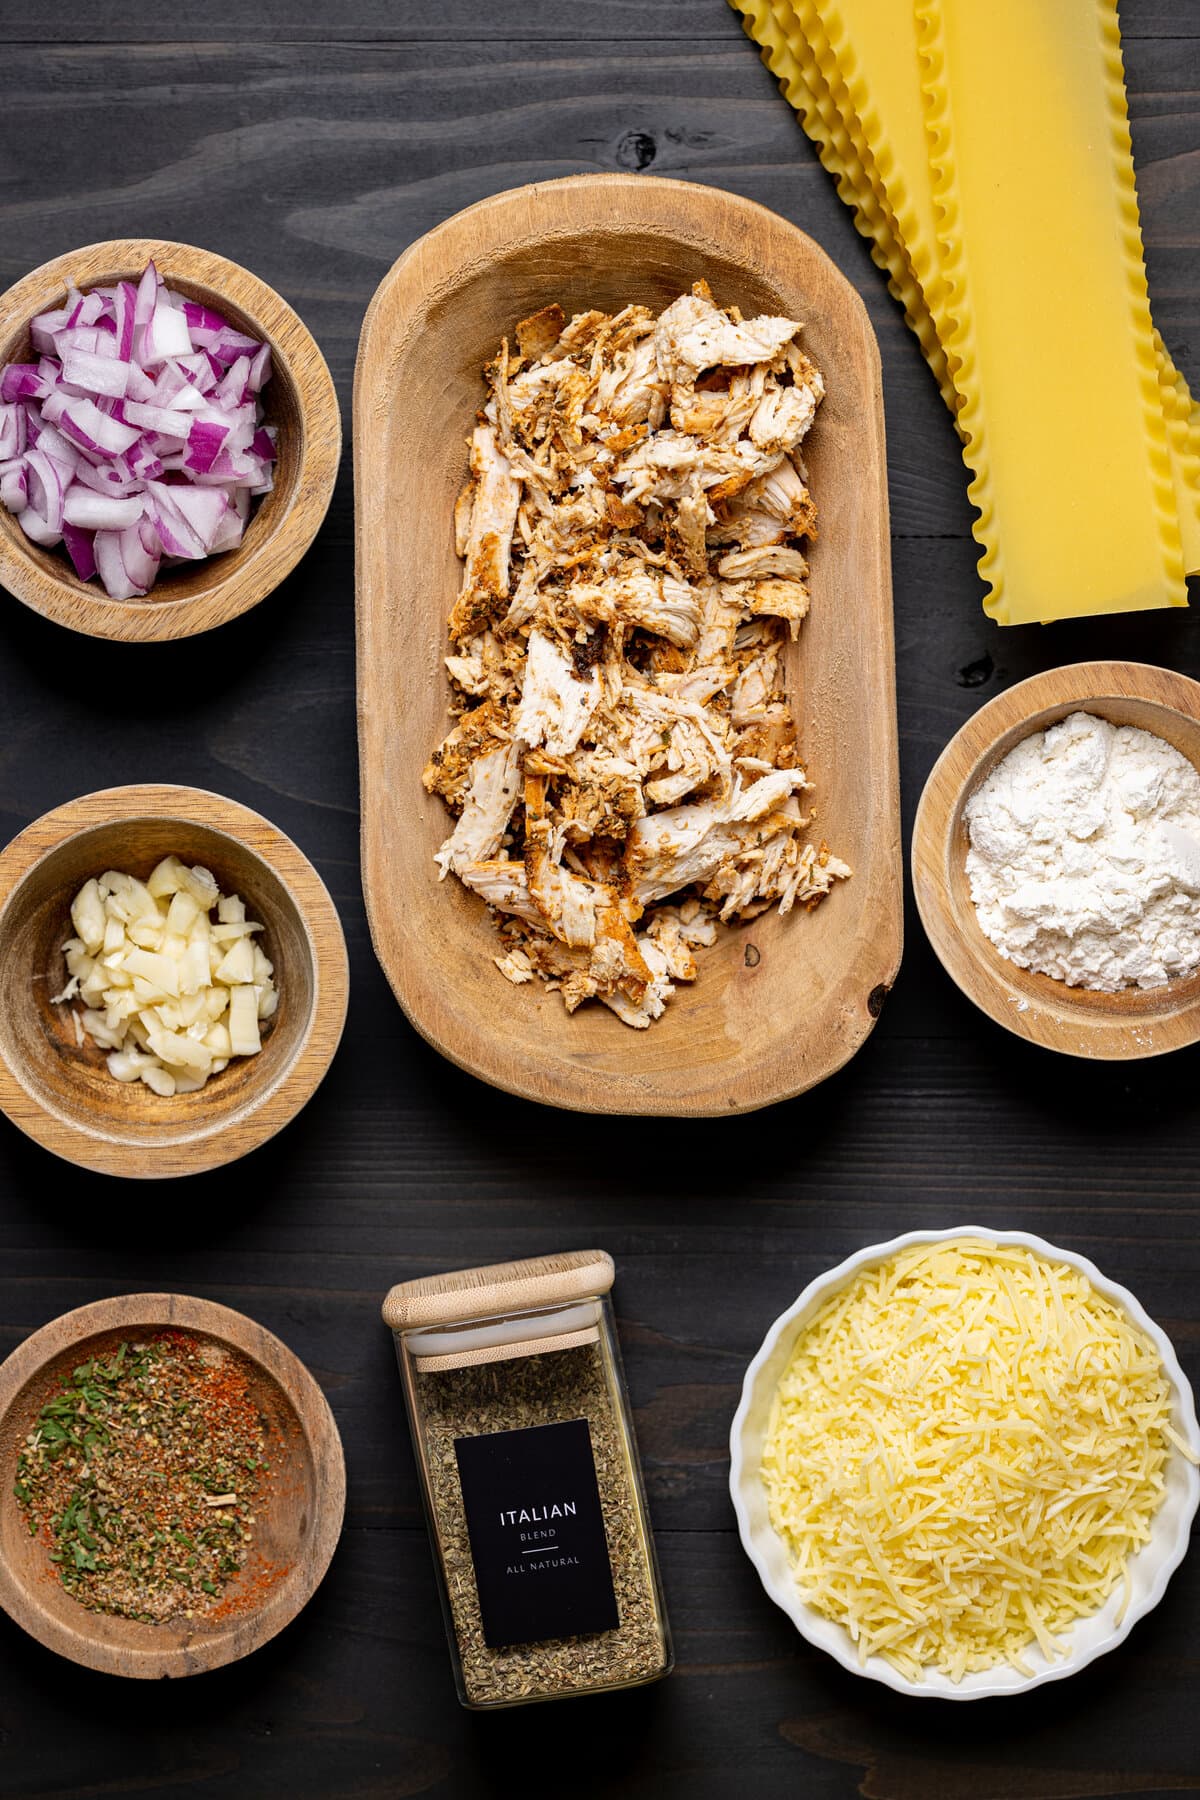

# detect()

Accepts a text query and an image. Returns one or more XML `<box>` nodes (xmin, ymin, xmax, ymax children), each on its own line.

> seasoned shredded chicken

<box><xmin>424</xmin><ymin>284</ymin><xmax>850</xmax><ymax>1028</ymax></box>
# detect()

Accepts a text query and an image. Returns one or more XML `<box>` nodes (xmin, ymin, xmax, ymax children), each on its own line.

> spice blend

<box><xmin>14</xmin><ymin>1333</ymin><xmax>272</xmax><ymax>1623</ymax></box>
<box><xmin>419</xmin><ymin>1344</ymin><xmax>667</xmax><ymax>1705</ymax></box>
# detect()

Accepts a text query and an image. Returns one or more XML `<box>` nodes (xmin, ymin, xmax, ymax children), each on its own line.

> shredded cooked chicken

<box><xmin>423</xmin><ymin>283</ymin><xmax>851</xmax><ymax>1028</ymax></box>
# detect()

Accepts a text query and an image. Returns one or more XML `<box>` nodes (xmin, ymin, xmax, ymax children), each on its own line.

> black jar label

<box><xmin>454</xmin><ymin>1417</ymin><xmax>619</xmax><ymax>1649</ymax></box>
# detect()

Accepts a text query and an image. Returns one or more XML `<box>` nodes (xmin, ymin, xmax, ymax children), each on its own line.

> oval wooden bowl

<box><xmin>0</xmin><ymin>785</ymin><xmax>349</xmax><ymax>1175</ymax></box>
<box><xmin>912</xmin><ymin>661</ymin><xmax>1200</xmax><ymax>1059</ymax></box>
<box><xmin>0</xmin><ymin>1292</ymin><xmax>345</xmax><ymax>1678</ymax></box>
<box><xmin>0</xmin><ymin>239</ymin><xmax>341</xmax><ymax>641</ymax></box>
<box><xmin>354</xmin><ymin>174</ymin><xmax>902</xmax><ymax>1116</ymax></box>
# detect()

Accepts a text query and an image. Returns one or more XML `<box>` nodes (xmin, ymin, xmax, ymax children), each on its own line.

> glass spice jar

<box><xmin>382</xmin><ymin>1249</ymin><xmax>673</xmax><ymax>1709</ymax></box>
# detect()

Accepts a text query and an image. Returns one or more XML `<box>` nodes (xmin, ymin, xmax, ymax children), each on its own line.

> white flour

<box><xmin>964</xmin><ymin>711</ymin><xmax>1200</xmax><ymax>991</ymax></box>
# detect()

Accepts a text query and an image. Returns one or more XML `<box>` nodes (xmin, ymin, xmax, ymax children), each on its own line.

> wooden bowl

<box><xmin>0</xmin><ymin>785</ymin><xmax>349</xmax><ymax>1175</ymax></box>
<box><xmin>0</xmin><ymin>239</ymin><xmax>341</xmax><ymax>641</ymax></box>
<box><xmin>355</xmin><ymin>174</ymin><xmax>902</xmax><ymax>1116</ymax></box>
<box><xmin>912</xmin><ymin>661</ymin><xmax>1200</xmax><ymax>1058</ymax></box>
<box><xmin>0</xmin><ymin>1292</ymin><xmax>345</xmax><ymax>1678</ymax></box>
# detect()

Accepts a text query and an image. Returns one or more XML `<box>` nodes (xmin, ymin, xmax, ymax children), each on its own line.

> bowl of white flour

<box><xmin>912</xmin><ymin>661</ymin><xmax>1200</xmax><ymax>1058</ymax></box>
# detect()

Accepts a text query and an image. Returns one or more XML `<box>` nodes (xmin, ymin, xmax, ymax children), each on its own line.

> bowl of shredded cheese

<box><xmin>730</xmin><ymin>1229</ymin><xmax>1200</xmax><ymax>1698</ymax></box>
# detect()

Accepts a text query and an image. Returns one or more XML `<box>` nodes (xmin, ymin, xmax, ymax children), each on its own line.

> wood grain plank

<box><xmin>5</xmin><ymin>2</ymin><xmax>1199</xmax><ymax>45</ymax></box>
<box><xmin>0</xmin><ymin>1</ymin><xmax>1194</xmax><ymax>1793</ymax></box>
<box><xmin>0</xmin><ymin>1527</ymin><xmax>1194</xmax><ymax>1799</ymax></box>
<box><xmin>0</xmin><ymin>32</ymin><xmax>1193</xmax><ymax>530</ymax></box>
<box><xmin>0</xmin><ymin>1</ymin><xmax>751</xmax><ymax>45</ymax></box>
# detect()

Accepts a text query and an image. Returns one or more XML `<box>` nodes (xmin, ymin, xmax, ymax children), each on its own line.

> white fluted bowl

<box><xmin>729</xmin><ymin>1226</ymin><xmax>1200</xmax><ymax>1699</ymax></box>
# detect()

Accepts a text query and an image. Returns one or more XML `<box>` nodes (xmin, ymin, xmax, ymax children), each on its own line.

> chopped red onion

<box><xmin>17</xmin><ymin>506</ymin><xmax>60</xmax><ymax>547</ymax></box>
<box><xmin>122</xmin><ymin>400</ymin><xmax>195</xmax><ymax>439</ymax></box>
<box><xmin>119</xmin><ymin>521</ymin><xmax>159</xmax><ymax>592</ymax></box>
<box><xmin>0</xmin><ymin>407</ymin><xmax>24</xmax><ymax>460</ymax></box>
<box><xmin>93</xmin><ymin>527</ymin><xmax>139</xmax><ymax>600</ymax></box>
<box><xmin>24</xmin><ymin>447</ymin><xmax>67</xmax><ymax>533</ymax></box>
<box><xmin>1</xmin><ymin>366</ymin><xmax>43</xmax><ymax>404</ymax></box>
<box><xmin>5</xmin><ymin>260</ymin><xmax>277</xmax><ymax>598</ymax></box>
<box><xmin>114</xmin><ymin>281</ymin><xmax>137</xmax><ymax>362</ymax></box>
<box><xmin>58</xmin><ymin>398</ymin><xmax>141</xmax><ymax>459</ymax></box>
<box><xmin>62</xmin><ymin>489</ymin><xmax>145</xmax><ymax>531</ymax></box>
<box><xmin>0</xmin><ymin>462</ymin><xmax>28</xmax><ymax>511</ymax></box>
<box><xmin>60</xmin><ymin>347</ymin><xmax>131</xmax><ymax>399</ymax></box>
<box><xmin>185</xmin><ymin>419</ymin><xmax>229</xmax><ymax>473</ymax></box>
<box><xmin>61</xmin><ymin>520</ymin><xmax>97</xmax><ymax>581</ymax></box>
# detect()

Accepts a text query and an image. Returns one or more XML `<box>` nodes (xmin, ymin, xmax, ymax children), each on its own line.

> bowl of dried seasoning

<box><xmin>0</xmin><ymin>1292</ymin><xmax>345</xmax><ymax>1676</ymax></box>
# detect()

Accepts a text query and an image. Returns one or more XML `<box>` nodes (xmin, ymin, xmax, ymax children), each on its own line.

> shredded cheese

<box><xmin>762</xmin><ymin>1239</ymin><xmax>1197</xmax><ymax>1683</ymax></box>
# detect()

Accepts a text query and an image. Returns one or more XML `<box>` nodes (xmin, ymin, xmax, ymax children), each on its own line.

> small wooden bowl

<box><xmin>913</xmin><ymin>661</ymin><xmax>1200</xmax><ymax>1059</ymax></box>
<box><xmin>0</xmin><ymin>1293</ymin><xmax>345</xmax><ymax>1678</ymax></box>
<box><xmin>0</xmin><ymin>239</ymin><xmax>341</xmax><ymax>641</ymax></box>
<box><xmin>0</xmin><ymin>785</ymin><xmax>349</xmax><ymax>1175</ymax></box>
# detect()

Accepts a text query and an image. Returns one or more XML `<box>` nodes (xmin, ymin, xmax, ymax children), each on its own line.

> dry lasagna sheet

<box><xmin>422</xmin><ymin>283</ymin><xmax>849</xmax><ymax>1030</ymax></box>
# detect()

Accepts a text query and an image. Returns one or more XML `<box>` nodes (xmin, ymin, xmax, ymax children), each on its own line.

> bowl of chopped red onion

<box><xmin>0</xmin><ymin>239</ymin><xmax>340</xmax><ymax>640</ymax></box>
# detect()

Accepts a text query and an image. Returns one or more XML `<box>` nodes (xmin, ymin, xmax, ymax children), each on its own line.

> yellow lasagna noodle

<box><xmin>733</xmin><ymin>0</ymin><xmax>1200</xmax><ymax>581</ymax></box>
<box><xmin>732</xmin><ymin>0</ymin><xmax>955</xmax><ymax>409</ymax></box>
<box><xmin>914</xmin><ymin>0</ymin><xmax>1184</xmax><ymax>622</ymax></box>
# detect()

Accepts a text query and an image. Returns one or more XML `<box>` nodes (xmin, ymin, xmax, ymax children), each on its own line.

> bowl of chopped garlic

<box><xmin>913</xmin><ymin>660</ymin><xmax>1200</xmax><ymax>1060</ymax></box>
<box><xmin>729</xmin><ymin>1228</ymin><xmax>1200</xmax><ymax>1698</ymax></box>
<box><xmin>0</xmin><ymin>785</ymin><xmax>349</xmax><ymax>1176</ymax></box>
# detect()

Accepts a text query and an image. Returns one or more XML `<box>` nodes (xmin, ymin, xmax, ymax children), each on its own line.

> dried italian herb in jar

<box><xmin>383</xmin><ymin>1251</ymin><xmax>672</xmax><ymax>1708</ymax></box>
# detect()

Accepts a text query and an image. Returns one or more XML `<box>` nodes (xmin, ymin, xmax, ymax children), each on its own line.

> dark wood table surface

<box><xmin>0</xmin><ymin>3</ymin><xmax>1197</xmax><ymax>1795</ymax></box>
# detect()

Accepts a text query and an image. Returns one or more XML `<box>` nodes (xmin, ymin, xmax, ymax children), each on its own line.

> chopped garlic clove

<box><xmin>172</xmin><ymin>1069</ymin><xmax>209</xmax><ymax>1095</ymax></box>
<box><xmin>106</xmin><ymin>1049</ymin><xmax>148</xmax><ymax>1083</ymax></box>
<box><xmin>214</xmin><ymin>937</ymin><xmax>255</xmax><ymax>986</ymax></box>
<box><xmin>64</xmin><ymin>863</ymin><xmax>276</xmax><ymax>1097</ymax></box>
<box><xmin>80</xmin><ymin>1008</ymin><xmax>123</xmax><ymax>1050</ymax></box>
<box><xmin>181</xmin><ymin>864</ymin><xmax>219</xmax><ymax>908</ymax></box>
<box><xmin>145</xmin><ymin>1024</ymin><xmax>212</xmax><ymax>1073</ymax></box>
<box><xmin>178</xmin><ymin>939</ymin><xmax>210</xmax><ymax>997</ymax></box>
<box><xmin>122</xmin><ymin>949</ymin><xmax>181</xmax><ymax>998</ymax></box>
<box><xmin>165</xmin><ymin>890</ymin><xmax>200</xmax><ymax>935</ymax></box>
<box><xmin>139</xmin><ymin>1062</ymin><xmax>176</xmax><ymax>1098</ymax></box>
<box><xmin>227</xmin><ymin>986</ymin><xmax>261</xmax><ymax>1056</ymax></box>
<box><xmin>147</xmin><ymin>856</ymin><xmax>190</xmax><ymax>899</ymax></box>
<box><xmin>70</xmin><ymin>879</ymin><xmax>106</xmax><ymax>953</ymax></box>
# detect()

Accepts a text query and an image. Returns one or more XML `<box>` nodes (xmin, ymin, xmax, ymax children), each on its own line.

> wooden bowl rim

<box><xmin>912</xmin><ymin>659</ymin><xmax>1200</xmax><ymax>1059</ymax></box>
<box><xmin>354</xmin><ymin>172</ymin><xmax>882</xmax><ymax>359</ymax></box>
<box><xmin>0</xmin><ymin>783</ymin><xmax>350</xmax><ymax>1174</ymax></box>
<box><xmin>354</xmin><ymin>171</ymin><xmax>902</xmax><ymax>1116</ymax></box>
<box><xmin>0</xmin><ymin>1291</ymin><xmax>346</xmax><ymax>1678</ymax></box>
<box><xmin>0</xmin><ymin>237</ymin><xmax>341</xmax><ymax>642</ymax></box>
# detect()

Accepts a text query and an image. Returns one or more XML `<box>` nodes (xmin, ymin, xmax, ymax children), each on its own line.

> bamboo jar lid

<box><xmin>382</xmin><ymin>1250</ymin><xmax>614</xmax><ymax>1332</ymax></box>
